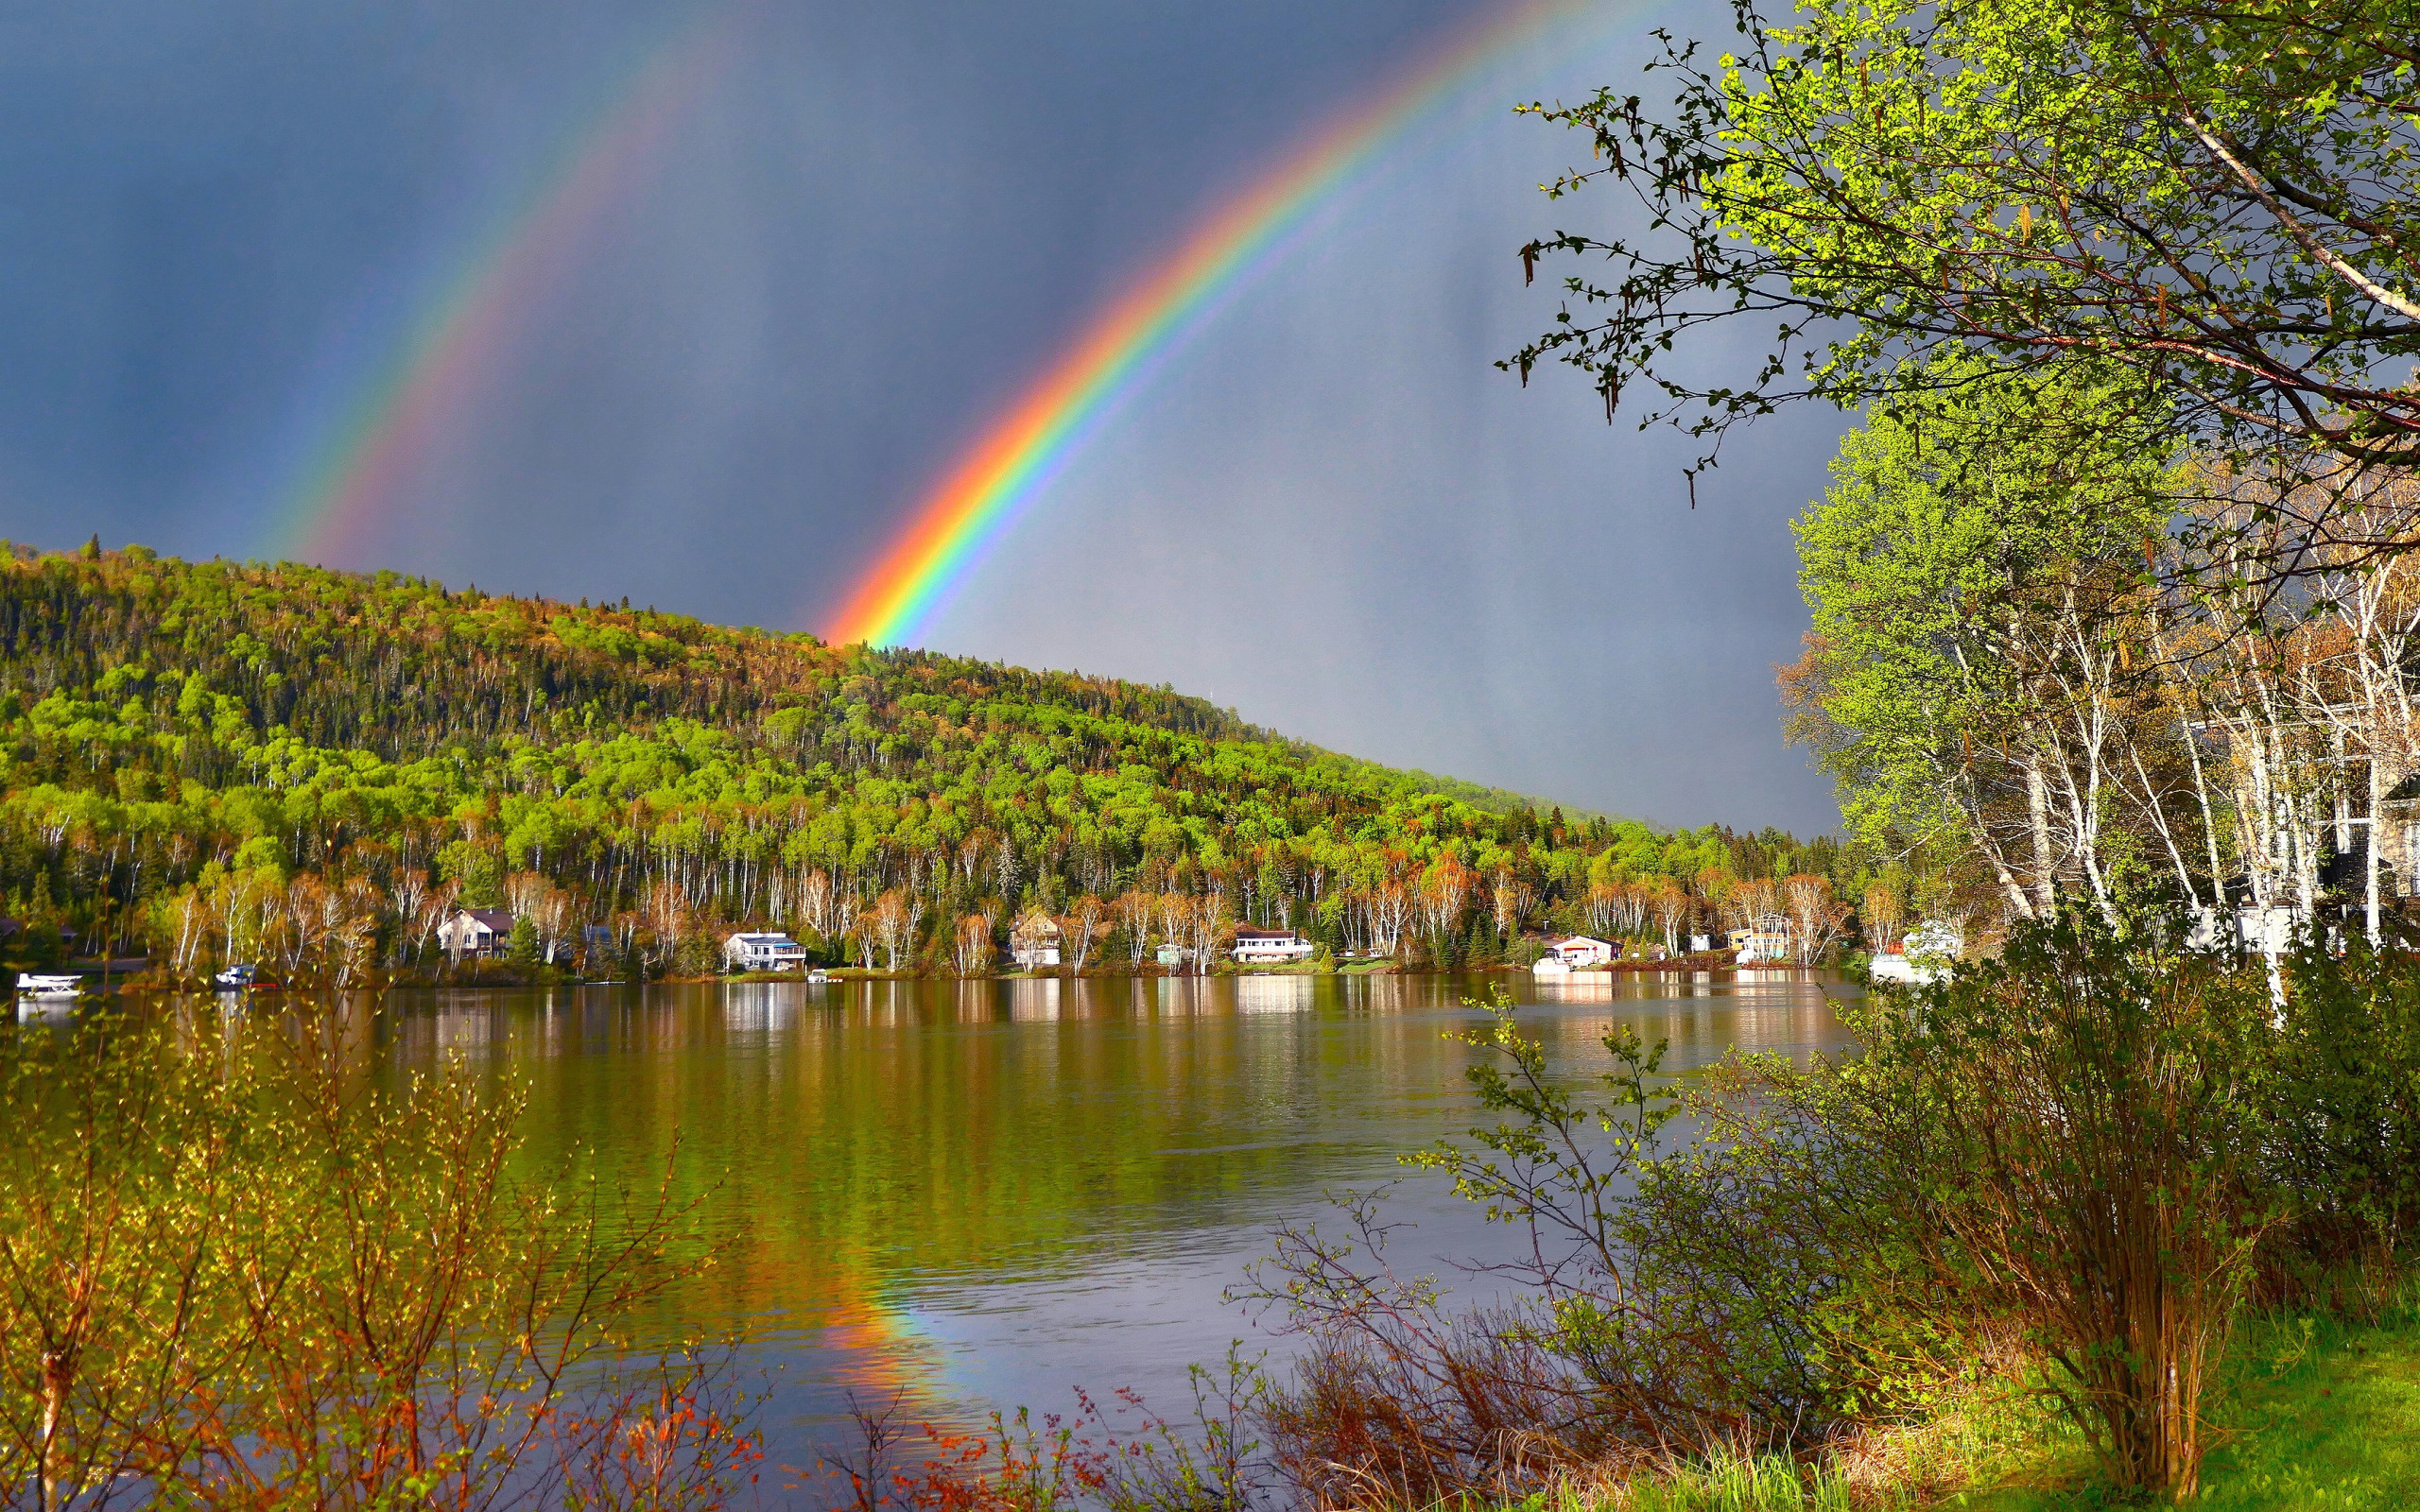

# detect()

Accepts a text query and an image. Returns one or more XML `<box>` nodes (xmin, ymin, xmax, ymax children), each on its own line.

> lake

<box><xmin>362</xmin><ymin>970</ymin><xmax>1858</xmax><ymax>1473</ymax></box>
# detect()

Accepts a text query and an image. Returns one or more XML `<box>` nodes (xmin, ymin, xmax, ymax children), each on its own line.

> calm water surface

<box><xmin>364</xmin><ymin>970</ymin><xmax>1856</xmax><ymax>1469</ymax></box>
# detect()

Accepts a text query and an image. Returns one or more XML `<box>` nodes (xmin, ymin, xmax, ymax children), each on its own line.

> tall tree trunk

<box><xmin>2027</xmin><ymin>757</ymin><xmax>2057</xmax><ymax>913</ymax></box>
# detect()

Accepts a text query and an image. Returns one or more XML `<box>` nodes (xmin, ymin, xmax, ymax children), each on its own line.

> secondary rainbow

<box><xmin>273</xmin><ymin>12</ymin><xmax>738</xmax><ymax>564</ymax></box>
<box><xmin>824</xmin><ymin>0</ymin><xmax>1600</xmax><ymax>647</ymax></box>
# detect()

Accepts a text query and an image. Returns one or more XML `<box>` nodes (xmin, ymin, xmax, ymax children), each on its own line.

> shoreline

<box><xmin>49</xmin><ymin>948</ymin><xmax>1787</xmax><ymax>999</ymax></box>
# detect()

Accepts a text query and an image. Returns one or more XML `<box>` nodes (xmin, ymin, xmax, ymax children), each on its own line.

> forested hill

<box><xmin>0</xmin><ymin>542</ymin><xmax>1846</xmax><ymax>974</ymax></box>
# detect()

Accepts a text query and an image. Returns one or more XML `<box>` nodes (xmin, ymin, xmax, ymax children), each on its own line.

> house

<box><xmin>1543</xmin><ymin>935</ymin><xmax>1616</xmax><ymax>967</ymax></box>
<box><xmin>1869</xmin><ymin>919</ymin><xmax>1962</xmax><ymax>986</ymax></box>
<box><xmin>2186</xmin><ymin>904</ymin><xmax>2304</xmax><ymax>955</ymax></box>
<box><xmin>723</xmin><ymin>932</ymin><xmax>812</xmax><ymax>972</ymax></box>
<box><xmin>1728</xmin><ymin>914</ymin><xmax>1792</xmax><ymax>964</ymax></box>
<box><xmin>437</xmin><ymin>907</ymin><xmax>513</xmax><ymax>961</ymax></box>
<box><xmin>1009</xmin><ymin>912</ymin><xmax>1063</xmax><ymax>969</ymax></box>
<box><xmin>1231</xmin><ymin>926</ymin><xmax>1315</xmax><ymax>964</ymax></box>
<box><xmin>1903</xmin><ymin>919</ymin><xmax>1963</xmax><ymax>961</ymax></box>
<box><xmin>1156</xmin><ymin>943</ymin><xmax>1192</xmax><ymax>968</ymax></box>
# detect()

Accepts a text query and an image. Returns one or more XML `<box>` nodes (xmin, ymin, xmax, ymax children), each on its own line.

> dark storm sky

<box><xmin>0</xmin><ymin>0</ymin><xmax>1846</xmax><ymax>833</ymax></box>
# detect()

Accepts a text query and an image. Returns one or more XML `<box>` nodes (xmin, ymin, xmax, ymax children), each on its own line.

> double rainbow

<box><xmin>270</xmin><ymin>1</ymin><xmax>1617</xmax><ymax>627</ymax></box>
<box><xmin>822</xmin><ymin>0</ymin><xmax>1603</xmax><ymax>647</ymax></box>
<box><xmin>273</xmin><ymin>11</ymin><xmax>740</xmax><ymax>564</ymax></box>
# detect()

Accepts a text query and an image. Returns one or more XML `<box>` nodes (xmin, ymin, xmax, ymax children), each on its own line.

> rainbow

<box><xmin>823</xmin><ymin>0</ymin><xmax>1608</xmax><ymax>647</ymax></box>
<box><xmin>273</xmin><ymin>11</ymin><xmax>739</xmax><ymax>564</ymax></box>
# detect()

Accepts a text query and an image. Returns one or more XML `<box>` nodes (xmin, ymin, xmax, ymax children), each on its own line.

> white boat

<box><xmin>805</xmin><ymin>969</ymin><xmax>832</xmax><ymax>984</ymax></box>
<box><xmin>215</xmin><ymin>964</ymin><xmax>260</xmax><ymax>991</ymax></box>
<box><xmin>16</xmin><ymin>973</ymin><xmax>82</xmax><ymax>1000</ymax></box>
<box><xmin>1530</xmin><ymin>957</ymin><xmax>1573</xmax><ymax>976</ymax></box>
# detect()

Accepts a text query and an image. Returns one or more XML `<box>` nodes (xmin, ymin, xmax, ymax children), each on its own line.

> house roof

<box><xmin>1234</xmin><ymin>927</ymin><xmax>1301</xmax><ymax>940</ymax></box>
<box><xmin>727</xmin><ymin>932</ymin><xmax>802</xmax><ymax>947</ymax></box>
<box><xmin>458</xmin><ymin>908</ymin><xmax>512</xmax><ymax>933</ymax></box>
<box><xmin>1548</xmin><ymin>936</ymin><xmax>1611</xmax><ymax>949</ymax></box>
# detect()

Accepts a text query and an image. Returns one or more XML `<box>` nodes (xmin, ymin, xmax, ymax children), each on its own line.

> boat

<box><xmin>16</xmin><ymin>973</ymin><xmax>82</xmax><ymax>1000</ymax></box>
<box><xmin>1530</xmin><ymin>956</ymin><xmax>1573</xmax><ymax>976</ymax></box>
<box><xmin>214</xmin><ymin>963</ymin><xmax>275</xmax><ymax>991</ymax></box>
<box><xmin>805</xmin><ymin>969</ymin><xmax>832</xmax><ymax>985</ymax></box>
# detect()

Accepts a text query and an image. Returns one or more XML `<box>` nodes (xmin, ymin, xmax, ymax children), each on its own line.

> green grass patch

<box><xmin>1957</xmin><ymin>1306</ymin><xmax>2420</xmax><ymax>1509</ymax></box>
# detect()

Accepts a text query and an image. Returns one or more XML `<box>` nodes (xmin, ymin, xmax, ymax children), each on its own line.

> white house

<box><xmin>437</xmin><ymin>907</ymin><xmax>513</xmax><ymax>961</ymax></box>
<box><xmin>1544</xmin><ymin>935</ymin><xmax>1616</xmax><ymax>967</ymax></box>
<box><xmin>723</xmin><ymin>932</ymin><xmax>812</xmax><ymax>972</ymax></box>
<box><xmin>1009</xmin><ymin>913</ymin><xmax>1063</xmax><ymax>969</ymax></box>
<box><xmin>1869</xmin><ymin>919</ymin><xmax>1962</xmax><ymax>985</ymax></box>
<box><xmin>2187</xmin><ymin>904</ymin><xmax>2305</xmax><ymax>955</ymax></box>
<box><xmin>1232</xmin><ymin>926</ymin><xmax>1315</xmax><ymax>964</ymax></box>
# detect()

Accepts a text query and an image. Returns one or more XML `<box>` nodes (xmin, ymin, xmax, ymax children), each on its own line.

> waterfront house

<box><xmin>1156</xmin><ymin>943</ymin><xmax>1191</xmax><ymax>968</ymax></box>
<box><xmin>1869</xmin><ymin>919</ymin><xmax>1962</xmax><ymax>985</ymax></box>
<box><xmin>723</xmin><ymin>932</ymin><xmax>812</xmax><ymax>972</ymax></box>
<box><xmin>1545</xmin><ymin>935</ymin><xmax>1616</xmax><ymax>967</ymax></box>
<box><xmin>1009</xmin><ymin>912</ymin><xmax>1063</xmax><ymax>968</ymax></box>
<box><xmin>1728</xmin><ymin>914</ymin><xmax>1792</xmax><ymax>964</ymax></box>
<box><xmin>1232</xmin><ymin>926</ymin><xmax>1315</xmax><ymax>964</ymax></box>
<box><xmin>437</xmin><ymin>907</ymin><xmax>513</xmax><ymax>961</ymax></box>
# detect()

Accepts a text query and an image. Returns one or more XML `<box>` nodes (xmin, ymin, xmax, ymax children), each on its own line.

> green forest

<box><xmin>0</xmin><ymin>541</ymin><xmax>1851</xmax><ymax>982</ymax></box>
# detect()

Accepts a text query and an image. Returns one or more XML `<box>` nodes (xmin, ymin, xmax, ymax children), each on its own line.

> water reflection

<box><xmin>26</xmin><ymin>970</ymin><xmax>1855</xmax><ymax>1469</ymax></box>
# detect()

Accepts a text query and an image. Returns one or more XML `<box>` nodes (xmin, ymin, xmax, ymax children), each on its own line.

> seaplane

<box><xmin>15</xmin><ymin>973</ymin><xmax>82</xmax><ymax>1012</ymax></box>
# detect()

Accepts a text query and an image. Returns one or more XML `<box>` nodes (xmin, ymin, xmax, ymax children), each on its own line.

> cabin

<box><xmin>1156</xmin><ymin>943</ymin><xmax>1192</xmax><ymax>968</ymax></box>
<box><xmin>1728</xmin><ymin>914</ymin><xmax>1792</xmax><ymax>964</ymax></box>
<box><xmin>1232</xmin><ymin>926</ymin><xmax>1315</xmax><ymax>964</ymax></box>
<box><xmin>1009</xmin><ymin>912</ymin><xmax>1063</xmax><ymax>969</ymax></box>
<box><xmin>437</xmin><ymin>907</ymin><xmax>514</xmax><ymax>961</ymax></box>
<box><xmin>1544</xmin><ymin>935</ymin><xmax>1616</xmax><ymax>967</ymax></box>
<box><xmin>723</xmin><ymin>932</ymin><xmax>812</xmax><ymax>972</ymax></box>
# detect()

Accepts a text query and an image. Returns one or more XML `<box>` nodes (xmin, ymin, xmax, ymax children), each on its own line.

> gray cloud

<box><xmin>0</xmin><ymin>0</ymin><xmax>1843</xmax><ymax>833</ymax></box>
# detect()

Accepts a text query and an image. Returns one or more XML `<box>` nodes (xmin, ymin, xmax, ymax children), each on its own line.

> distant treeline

<box><xmin>0</xmin><ymin>542</ymin><xmax>1856</xmax><ymax>979</ymax></box>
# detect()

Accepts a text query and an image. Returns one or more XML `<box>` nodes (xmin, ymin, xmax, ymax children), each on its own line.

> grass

<box><xmin>1472</xmin><ymin>1302</ymin><xmax>2420</xmax><ymax>1512</ymax></box>
<box><xmin>1496</xmin><ymin>1456</ymin><xmax>1868</xmax><ymax>1512</ymax></box>
<box><xmin>1952</xmin><ymin>1303</ymin><xmax>2420</xmax><ymax>1509</ymax></box>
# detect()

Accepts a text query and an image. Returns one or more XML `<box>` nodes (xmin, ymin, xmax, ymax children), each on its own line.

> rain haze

<box><xmin>0</xmin><ymin>0</ymin><xmax>1845</xmax><ymax>833</ymax></box>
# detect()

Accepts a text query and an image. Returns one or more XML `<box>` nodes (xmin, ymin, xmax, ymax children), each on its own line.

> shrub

<box><xmin>1883</xmin><ymin>912</ymin><xmax>2274</xmax><ymax>1497</ymax></box>
<box><xmin>1251</xmin><ymin>910</ymin><xmax>2303</xmax><ymax>1503</ymax></box>
<box><xmin>0</xmin><ymin>1006</ymin><xmax>754</xmax><ymax>1506</ymax></box>
<box><xmin>2247</xmin><ymin>929</ymin><xmax>2420</xmax><ymax>1284</ymax></box>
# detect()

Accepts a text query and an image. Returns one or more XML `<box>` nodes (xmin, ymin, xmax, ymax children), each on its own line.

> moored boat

<box><xmin>16</xmin><ymin>973</ymin><xmax>82</xmax><ymax>1001</ymax></box>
